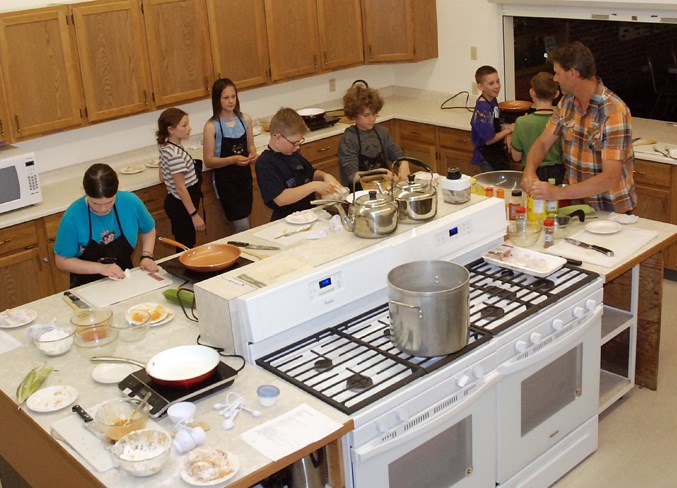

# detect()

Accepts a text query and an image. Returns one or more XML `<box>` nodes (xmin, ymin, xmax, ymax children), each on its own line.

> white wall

<box><xmin>8</xmin><ymin>0</ymin><xmax>504</xmax><ymax>174</ymax></box>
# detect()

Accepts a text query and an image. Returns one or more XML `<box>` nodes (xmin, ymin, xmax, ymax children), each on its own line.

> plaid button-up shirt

<box><xmin>545</xmin><ymin>78</ymin><xmax>636</xmax><ymax>213</ymax></box>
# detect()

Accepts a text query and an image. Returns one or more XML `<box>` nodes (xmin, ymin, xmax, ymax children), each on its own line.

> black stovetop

<box><xmin>161</xmin><ymin>255</ymin><xmax>254</xmax><ymax>284</ymax></box>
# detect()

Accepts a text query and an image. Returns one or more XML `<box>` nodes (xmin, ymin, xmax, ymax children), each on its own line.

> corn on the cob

<box><xmin>16</xmin><ymin>364</ymin><xmax>53</xmax><ymax>407</ymax></box>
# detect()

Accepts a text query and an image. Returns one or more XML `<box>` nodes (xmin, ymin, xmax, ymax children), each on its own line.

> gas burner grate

<box><xmin>256</xmin><ymin>305</ymin><xmax>491</xmax><ymax>415</ymax></box>
<box><xmin>466</xmin><ymin>259</ymin><xmax>598</xmax><ymax>335</ymax></box>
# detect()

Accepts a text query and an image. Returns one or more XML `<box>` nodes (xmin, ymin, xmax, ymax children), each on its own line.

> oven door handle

<box><xmin>498</xmin><ymin>306</ymin><xmax>602</xmax><ymax>376</ymax></box>
<box><xmin>352</xmin><ymin>370</ymin><xmax>502</xmax><ymax>465</ymax></box>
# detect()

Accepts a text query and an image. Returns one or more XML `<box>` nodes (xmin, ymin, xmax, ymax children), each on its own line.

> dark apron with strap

<box><xmin>354</xmin><ymin>126</ymin><xmax>387</xmax><ymax>191</ymax></box>
<box><xmin>70</xmin><ymin>205</ymin><xmax>134</xmax><ymax>288</ymax></box>
<box><xmin>213</xmin><ymin>116</ymin><xmax>253</xmax><ymax>221</ymax></box>
<box><xmin>479</xmin><ymin>96</ymin><xmax>510</xmax><ymax>171</ymax></box>
<box><xmin>269</xmin><ymin>150</ymin><xmax>315</xmax><ymax>222</ymax></box>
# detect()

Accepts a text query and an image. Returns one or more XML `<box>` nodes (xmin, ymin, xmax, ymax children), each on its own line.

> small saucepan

<box><xmin>92</xmin><ymin>345</ymin><xmax>220</xmax><ymax>388</ymax></box>
<box><xmin>159</xmin><ymin>237</ymin><xmax>240</xmax><ymax>272</ymax></box>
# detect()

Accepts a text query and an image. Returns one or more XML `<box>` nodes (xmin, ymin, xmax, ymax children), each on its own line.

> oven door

<box><xmin>350</xmin><ymin>371</ymin><xmax>500</xmax><ymax>488</ymax></box>
<box><xmin>496</xmin><ymin>306</ymin><xmax>602</xmax><ymax>483</ymax></box>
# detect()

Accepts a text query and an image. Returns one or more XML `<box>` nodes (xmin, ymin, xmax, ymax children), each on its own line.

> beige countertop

<box><xmin>0</xmin><ymin>275</ymin><xmax>351</xmax><ymax>487</ymax></box>
<box><xmin>3</xmin><ymin>86</ymin><xmax>675</xmax><ymax>230</ymax></box>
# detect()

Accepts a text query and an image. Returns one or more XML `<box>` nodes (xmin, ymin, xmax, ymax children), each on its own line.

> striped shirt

<box><xmin>159</xmin><ymin>143</ymin><xmax>199</xmax><ymax>199</ymax></box>
<box><xmin>545</xmin><ymin>78</ymin><xmax>636</xmax><ymax>213</ymax></box>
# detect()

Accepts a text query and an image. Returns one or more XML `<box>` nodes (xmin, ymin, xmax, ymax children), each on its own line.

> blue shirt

<box><xmin>471</xmin><ymin>97</ymin><xmax>500</xmax><ymax>163</ymax></box>
<box><xmin>54</xmin><ymin>191</ymin><xmax>155</xmax><ymax>258</ymax></box>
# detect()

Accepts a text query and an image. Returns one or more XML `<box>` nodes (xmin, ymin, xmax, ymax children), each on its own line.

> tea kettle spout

<box><xmin>310</xmin><ymin>199</ymin><xmax>356</xmax><ymax>232</ymax></box>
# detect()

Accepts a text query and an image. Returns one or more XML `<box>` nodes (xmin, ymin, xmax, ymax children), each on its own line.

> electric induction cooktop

<box><xmin>160</xmin><ymin>255</ymin><xmax>254</xmax><ymax>284</ymax></box>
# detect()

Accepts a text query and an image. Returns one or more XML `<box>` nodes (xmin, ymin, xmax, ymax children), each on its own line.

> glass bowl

<box><xmin>32</xmin><ymin>325</ymin><xmax>75</xmax><ymax>356</ymax></box>
<box><xmin>111</xmin><ymin>429</ymin><xmax>172</xmax><ymax>477</ymax></box>
<box><xmin>70</xmin><ymin>308</ymin><xmax>113</xmax><ymax>328</ymax></box>
<box><xmin>94</xmin><ymin>398</ymin><xmax>150</xmax><ymax>442</ymax></box>
<box><xmin>507</xmin><ymin>222</ymin><xmax>542</xmax><ymax>247</ymax></box>
<box><xmin>112</xmin><ymin>310</ymin><xmax>151</xmax><ymax>343</ymax></box>
<box><xmin>474</xmin><ymin>170</ymin><xmax>524</xmax><ymax>194</ymax></box>
<box><xmin>74</xmin><ymin>325</ymin><xmax>118</xmax><ymax>359</ymax></box>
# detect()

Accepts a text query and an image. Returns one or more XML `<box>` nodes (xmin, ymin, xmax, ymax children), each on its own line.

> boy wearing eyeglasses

<box><xmin>255</xmin><ymin>107</ymin><xmax>341</xmax><ymax>221</ymax></box>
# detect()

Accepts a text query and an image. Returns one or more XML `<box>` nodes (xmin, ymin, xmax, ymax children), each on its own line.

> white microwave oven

<box><xmin>0</xmin><ymin>152</ymin><xmax>42</xmax><ymax>214</ymax></box>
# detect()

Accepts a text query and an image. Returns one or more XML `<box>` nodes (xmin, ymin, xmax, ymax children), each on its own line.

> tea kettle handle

<box><xmin>393</xmin><ymin>157</ymin><xmax>432</xmax><ymax>173</ymax></box>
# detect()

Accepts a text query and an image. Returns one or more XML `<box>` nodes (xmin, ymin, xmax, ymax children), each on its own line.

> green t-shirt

<box><xmin>511</xmin><ymin>112</ymin><xmax>563</xmax><ymax>167</ymax></box>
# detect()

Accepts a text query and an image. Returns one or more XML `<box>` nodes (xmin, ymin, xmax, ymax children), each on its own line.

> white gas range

<box><xmin>195</xmin><ymin>196</ymin><xmax>603</xmax><ymax>487</ymax></box>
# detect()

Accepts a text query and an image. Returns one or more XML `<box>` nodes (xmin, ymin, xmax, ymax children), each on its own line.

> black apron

<box><xmin>479</xmin><ymin>96</ymin><xmax>510</xmax><ymax>171</ymax></box>
<box><xmin>70</xmin><ymin>204</ymin><xmax>134</xmax><ymax>288</ymax></box>
<box><xmin>353</xmin><ymin>125</ymin><xmax>387</xmax><ymax>191</ymax></box>
<box><xmin>213</xmin><ymin>116</ymin><xmax>253</xmax><ymax>221</ymax></box>
<box><xmin>269</xmin><ymin>150</ymin><xmax>315</xmax><ymax>222</ymax></box>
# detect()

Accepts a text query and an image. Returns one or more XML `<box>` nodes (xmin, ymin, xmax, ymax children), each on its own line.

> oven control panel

<box><xmin>308</xmin><ymin>271</ymin><xmax>343</xmax><ymax>300</ymax></box>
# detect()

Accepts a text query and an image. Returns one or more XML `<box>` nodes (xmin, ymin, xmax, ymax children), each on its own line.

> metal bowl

<box><xmin>474</xmin><ymin>171</ymin><xmax>523</xmax><ymax>193</ymax></box>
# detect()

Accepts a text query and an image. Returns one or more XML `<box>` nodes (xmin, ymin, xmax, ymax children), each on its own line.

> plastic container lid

<box><xmin>257</xmin><ymin>385</ymin><xmax>280</xmax><ymax>398</ymax></box>
<box><xmin>516</xmin><ymin>206</ymin><xmax>526</xmax><ymax>214</ymax></box>
<box><xmin>511</xmin><ymin>189</ymin><xmax>522</xmax><ymax>196</ymax></box>
<box><xmin>544</xmin><ymin>218</ymin><xmax>555</xmax><ymax>226</ymax></box>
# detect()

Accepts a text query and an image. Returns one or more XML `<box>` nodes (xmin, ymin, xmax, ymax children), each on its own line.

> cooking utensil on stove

<box><xmin>226</xmin><ymin>241</ymin><xmax>280</xmax><ymax>251</ymax></box>
<box><xmin>91</xmin><ymin>345</ymin><xmax>220</xmax><ymax>388</ymax></box>
<box><xmin>391</xmin><ymin>157</ymin><xmax>438</xmax><ymax>223</ymax></box>
<box><xmin>564</xmin><ymin>237</ymin><xmax>614</xmax><ymax>257</ymax></box>
<box><xmin>297</xmin><ymin>107</ymin><xmax>326</xmax><ymax>122</ymax></box>
<box><xmin>158</xmin><ymin>237</ymin><xmax>240</xmax><ymax>272</ymax></box>
<box><xmin>387</xmin><ymin>260</ymin><xmax>470</xmax><ymax>356</ymax></box>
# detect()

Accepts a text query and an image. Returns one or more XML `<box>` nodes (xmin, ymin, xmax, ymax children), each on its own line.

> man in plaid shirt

<box><xmin>521</xmin><ymin>41</ymin><xmax>636</xmax><ymax>214</ymax></box>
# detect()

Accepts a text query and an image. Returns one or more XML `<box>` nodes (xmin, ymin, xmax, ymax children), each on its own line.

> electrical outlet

<box><xmin>470</xmin><ymin>46</ymin><xmax>478</xmax><ymax>61</ymax></box>
<box><xmin>329</xmin><ymin>78</ymin><xmax>336</xmax><ymax>92</ymax></box>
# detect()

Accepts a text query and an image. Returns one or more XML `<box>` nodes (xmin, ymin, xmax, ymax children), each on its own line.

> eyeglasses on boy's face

<box><xmin>279</xmin><ymin>133</ymin><xmax>305</xmax><ymax>148</ymax></box>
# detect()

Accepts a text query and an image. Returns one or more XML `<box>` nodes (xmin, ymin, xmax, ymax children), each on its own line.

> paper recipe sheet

<box><xmin>241</xmin><ymin>403</ymin><xmax>343</xmax><ymax>461</ymax></box>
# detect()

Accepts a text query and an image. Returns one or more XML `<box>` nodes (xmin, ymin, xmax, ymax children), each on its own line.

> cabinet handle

<box><xmin>15</xmin><ymin>116</ymin><xmax>21</xmax><ymax>133</ymax></box>
<box><xmin>42</xmin><ymin>257</ymin><xmax>49</xmax><ymax>264</ymax></box>
<box><xmin>633</xmin><ymin>170</ymin><xmax>646</xmax><ymax>176</ymax></box>
<box><xmin>143</xmin><ymin>90</ymin><xmax>148</xmax><ymax>105</ymax></box>
<box><xmin>205</xmin><ymin>77</ymin><xmax>210</xmax><ymax>92</ymax></box>
<box><xmin>318</xmin><ymin>146</ymin><xmax>330</xmax><ymax>152</ymax></box>
<box><xmin>313</xmin><ymin>55</ymin><xmax>317</xmax><ymax>69</ymax></box>
<box><xmin>0</xmin><ymin>238</ymin><xmax>11</xmax><ymax>246</ymax></box>
<box><xmin>25</xmin><ymin>244</ymin><xmax>36</xmax><ymax>250</ymax></box>
<box><xmin>0</xmin><ymin>118</ymin><xmax>4</xmax><ymax>136</ymax></box>
<box><xmin>49</xmin><ymin>236</ymin><xmax>57</xmax><ymax>242</ymax></box>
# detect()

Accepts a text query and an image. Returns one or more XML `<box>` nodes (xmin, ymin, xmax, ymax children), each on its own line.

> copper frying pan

<box><xmin>159</xmin><ymin>237</ymin><xmax>241</xmax><ymax>272</ymax></box>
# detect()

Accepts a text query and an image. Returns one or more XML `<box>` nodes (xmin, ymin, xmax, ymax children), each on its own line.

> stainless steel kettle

<box><xmin>391</xmin><ymin>157</ymin><xmax>438</xmax><ymax>223</ymax></box>
<box><xmin>289</xmin><ymin>448</ymin><xmax>325</xmax><ymax>488</ymax></box>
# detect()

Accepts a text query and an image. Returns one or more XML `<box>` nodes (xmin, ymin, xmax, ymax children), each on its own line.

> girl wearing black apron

<box><xmin>213</xmin><ymin>115</ymin><xmax>253</xmax><ymax>227</ymax></box>
<box><xmin>71</xmin><ymin>205</ymin><xmax>134</xmax><ymax>288</ymax></box>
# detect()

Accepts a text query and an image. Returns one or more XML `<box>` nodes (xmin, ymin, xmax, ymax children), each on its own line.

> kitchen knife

<box><xmin>565</xmin><ymin>238</ymin><xmax>615</xmax><ymax>257</ymax></box>
<box><xmin>63</xmin><ymin>291</ymin><xmax>91</xmax><ymax>313</ymax></box>
<box><xmin>227</xmin><ymin>241</ymin><xmax>280</xmax><ymax>250</ymax></box>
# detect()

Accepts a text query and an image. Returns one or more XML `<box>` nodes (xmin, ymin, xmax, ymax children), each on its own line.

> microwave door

<box><xmin>0</xmin><ymin>166</ymin><xmax>21</xmax><ymax>205</ymax></box>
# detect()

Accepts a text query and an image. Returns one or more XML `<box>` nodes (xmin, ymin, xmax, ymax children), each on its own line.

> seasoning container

<box><xmin>543</xmin><ymin>218</ymin><xmax>555</xmax><ymax>248</ymax></box>
<box><xmin>471</xmin><ymin>177</ymin><xmax>485</xmax><ymax>196</ymax></box>
<box><xmin>515</xmin><ymin>206</ymin><xmax>527</xmax><ymax>234</ymax></box>
<box><xmin>507</xmin><ymin>189</ymin><xmax>523</xmax><ymax>220</ymax></box>
<box><xmin>485</xmin><ymin>186</ymin><xmax>494</xmax><ymax>198</ymax></box>
<box><xmin>545</xmin><ymin>178</ymin><xmax>558</xmax><ymax>218</ymax></box>
<box><xmin>527</xmin><ymin>193</ymin><xmax>546</xmax><ymax>224</ymax></box>
<box><xmin>440</xmin><ymin>167</ymin><xmax>471</xmax><ymax>204</ymax></box>
<box><xmin>496</xmin><ymin>188</ymin><xmax>505</xmax><ymax>199</ymax></box>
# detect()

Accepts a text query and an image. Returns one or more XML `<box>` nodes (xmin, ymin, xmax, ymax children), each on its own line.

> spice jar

<box><xmin>543</xmin><ymin>218</ymin><xmax>555</xmax><ymax>248</ymax></box>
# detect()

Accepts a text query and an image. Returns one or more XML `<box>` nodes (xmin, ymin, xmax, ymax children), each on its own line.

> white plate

<box><xmin>180</xmin><ymin>448</ymin><xmax>239</xmax><ymax>486</ymax></box>
<box><xmin>145</xmin><ymin>159</ymin><xmax>160</xmax><ymax>168</ymax></box>
<box><xmin>0</xmin><ymin>308</ymin><xmax>37</xmax><ymax>328</ymax></box>
<box><xmin>482</xmin><ymin>244</ymin><xmax>566</xmax><ymax>278</ymax></box>
<box><xmin>585</xmin><ymin>220</ymin><xmax>622</xmax><ymax>235</ymax></box>
<box><xmin>285</xmin><ymin>210</ymin><xmax>319</xmax><ymax>225</ymax></box>
<box><xmin>149</xmin><ymin>310</ymin><xmax>175</xmax><ymax>327</ymax></box>
<box><xmin>120</xmin><ymin>165</ymin><xmax>145</xmax><ymax>175</ymax></box>
<box><xmin>91</xmin><ymin>363</ymin><xmax>139</xmax><ymax>384</ymax></box>
<box><xmin>126</xmin><ymin>303</ymin><xmax>170</xmax><ymax>325</ymax></box>
<box><xmin>26</xmin><ymin>385</ymin><xmax>78</xmax><ymax>413</ymax></box>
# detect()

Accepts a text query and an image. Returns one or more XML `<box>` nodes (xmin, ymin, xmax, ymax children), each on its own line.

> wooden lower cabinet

<box><xmin>436</xmin><ymin>126</ymin><xmax>477</xmax><ymax>177</ymax></box>
<box><xmin>42</xmin><ymin>212</ymin><xmax>69</xmax><ymax>293</ymax></box>
<box><xmin>0</xmin><ymin>221</ymin><xmax>52</xmax><ymax>309</ymax></box>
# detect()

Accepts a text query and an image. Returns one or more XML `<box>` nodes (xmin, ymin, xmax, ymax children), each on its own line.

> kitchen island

<box><xmin>0</xmin><ymin>276</ymin><xmax>353</xmax><ymax>488</ymax></box>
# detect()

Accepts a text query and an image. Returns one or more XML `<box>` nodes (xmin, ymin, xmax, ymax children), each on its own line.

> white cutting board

<box><xmin>544</xmin><ymin>226</ymin><xmax>658</xmax><ymax>268</ymax></box>
<box><xmin>254</xmin><ymin>219</ymin><xmax>329</xmax><ymax>245</ymax></box>
<box><xmin>76</xmin><ymin>269</ymin><xmax>172</xmax><ymax>308</ymax></box>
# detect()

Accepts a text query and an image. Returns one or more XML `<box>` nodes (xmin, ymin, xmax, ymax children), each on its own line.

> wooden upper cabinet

<box><xmin>70</xmin><ymin>0</ymin><xmax>153</xmax><ymax>122</ymax></box>
<box><xmin>362</xmin><ymin>0</ymin><xmax>437</xmax><ymax>63</ymax></box>
<box><xmin>143</xmin><ymin>0</ymin><xmax>213</xmax><ymax>107</ymax></box>
<box><xmin>0</xmin><ymin>65</ymin><xmax>11</xmax><ymax>143</ymax></box>
<box><xmin>317</xmin><ymin>0</ymin><xmax>364</xmax><ymax>70</ymax></box>
<box><xmin>0</xmin><ymin>6</ymin><xmax>84</xmax><ymax>139</ymax></box>
<box><xmin>206</xmin><ymin>0</ymin><xmax>269</xmax><ymax>89</ymax></box>
<box><xmin>264</xmin><ymin>0</ymin><xmax>320</xmax><ymax>81</ymax></box>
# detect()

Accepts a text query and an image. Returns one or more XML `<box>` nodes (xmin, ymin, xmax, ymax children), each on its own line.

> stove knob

<box><xmin>552</xmin><ymin>318</ymin><xmax>564</xmax><ymax>331</ymax></box>
<box><xmin>472</xmin><ymin>365</ymin><xmax>485</xmax><ymax>379</ymax></box>
<box><xmin>573</xmin><ymin>306</ymin><xmax>585</xmax><ymax>318</ymax></box>
<box><xmin>397</xmin><ymin>409</ymin><xmax>409</xmax><ymax>422</ymax></box>
<box><xmin>530</xmin><ymin>332</ymin><xmax>542</xmax><ymax>344</ymax></box>
<box><xmin>456</xmin><ymin>374</ymin><xmax>470</xmax><ymax>387</ymax></box>
<box><xmin>515</xmin><ymin>340</ymin><xmax>527</xmax><ymax>353</ymax></box>
<box><xmin>585</xmin><ymin>299</ymin><xmax>597</xmax><ymax>311</ymax></box>
<box><xmin>376</xmin><ymin>419</ymin><xmax>389</xmax><ymax>433</ymax></box>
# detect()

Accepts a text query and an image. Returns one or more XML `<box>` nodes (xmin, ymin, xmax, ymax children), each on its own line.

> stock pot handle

<box><xmin>389</xmin><ymin>300</ymin><xmax>423</xmax><ymax>319</ymax></box>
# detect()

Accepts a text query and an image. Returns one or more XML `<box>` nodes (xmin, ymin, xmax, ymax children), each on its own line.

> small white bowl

<box><xmin>257</xmin><ymin>385</ymin><xmax>280</xmax><ymax>407</ymax></box>
<box><xmin>167</xmin><ymin>401</ymin><xmax>196</xmax><ymax>425</ymax></box>
<box><xmin>111</xmin><ymin>429</ymin><xmax>172</xmax><ymax>477</ymax></box>
<box><xmin>30</xmin><ymin>324</ymin><xmax>75</xmax><ymax>357</ymax></box>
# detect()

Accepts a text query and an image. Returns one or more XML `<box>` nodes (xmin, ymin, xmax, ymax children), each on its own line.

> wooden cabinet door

<box><xmin>317</xmin><ymin>0</ymin><xmax>364</xmax><ymax>70</ymax></box>
<box><xmin>362</xmin><ymin>0</ymin><xmax>414</xmax><ymax>62</ymax></box>
<box><xmin>264</xmin><ymin>0</ymin><xmax>320</xmax><ymax>81</ymax></box>
<box><xmin>43</xmin><ymin>213</ymin><xmax>70</xmax><ymax>293</ymax></box>
<box><xmin>71</xmin><ymin>0</ymin><xmax>152</xmax><ymax>122</ymax></box>
<box><xmin>399</xmin><ymin>139</ymin><xmax>437</xmax><ymax>173</ymax></box>
<box><xmin>206</xmin><ymin>0</ymin><xmax>269</xmax><ymax>89</ymax></box>
<box><xmin>0</xmin><ymin>66</ymin><xmax>11</xmax><ymax>143</ymax></box>
<box><xmin>143</xmin><ymin>0</ymin><xmax>213</xmax><ymax>106</ymax></box>
<box><xmin>437</xmin><ymin>126</ymin><xmax>476</xmax><ymax>176</ymax></box>
<box><xmin>251</xmin><ymin>177</ymin><xmax>273</xmax><ymax>228</ymax></box>
<box><xmin>0</xmin><ymin>6</ymin><xmax>84</xmax><ymax>139</ymax></box>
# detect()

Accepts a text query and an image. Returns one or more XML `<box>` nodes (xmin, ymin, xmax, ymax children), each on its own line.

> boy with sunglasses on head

<box><xmin>255</xmin><ymin>107</ymin><xmax>341</xmax><ymax>221</ymax></box>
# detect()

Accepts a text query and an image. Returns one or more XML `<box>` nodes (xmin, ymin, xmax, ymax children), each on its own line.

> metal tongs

<box><xmin>654</xmin><ymin>145</ymin><xmax>677</xmax><ymax>159</ymax></box>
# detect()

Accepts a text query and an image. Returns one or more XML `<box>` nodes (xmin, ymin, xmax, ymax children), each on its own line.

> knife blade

<box><xmin>227</xmin><ymin>241</ymin><xmax>280</xmax><ymax>250</ymax></box>
<box><xmin>565</xmin><ymin>238</ymin><xmax>614</xmax><ymax>257</ymax></box>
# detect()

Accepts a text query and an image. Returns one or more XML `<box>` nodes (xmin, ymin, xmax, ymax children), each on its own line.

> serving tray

<box><xmin>482</xmin><ymin>244</ymin><xmax>566</xmax><ymax>278</ymax></box>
